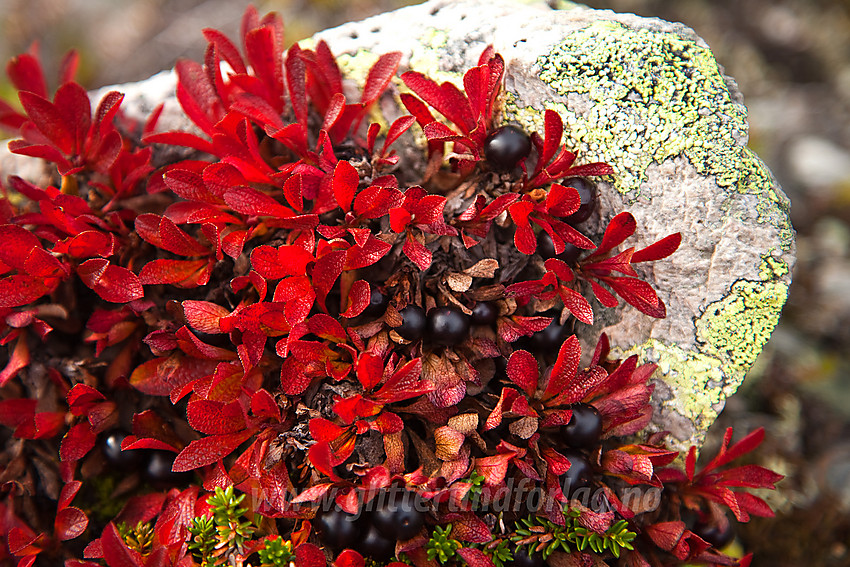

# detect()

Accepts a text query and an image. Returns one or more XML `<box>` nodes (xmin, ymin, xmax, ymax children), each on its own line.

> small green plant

<box><xmin>208</xmin><ymin>486</ymin><xmax>257</xmax><ymax>554</ymax></box>
<box><xmin>426</xmin><ymin>524</ymin><xmax>461</xmax><ymax>564</ymax></box>
<box><xmin>187</xmin><ymin>487</ymin><xmax>258</xmax><ymax>566</ymax></box>
<box><xmin>258</xmin><ymin>535</ymin><xmax>294</xmax><ymax>567</ymax></box>
<box><xmin>118</xmin><ymin>521</ymin><xmax>154</xmax><ymax>555</ymax></box>
<box><xmin>188</xmin><ymin>515</ymin><xmax>217</xmax><ymax>566</ymax></box>
<box><xmin>462</xmin><ymin>472</ymin><xmax>487</xmax><ymax>510</ymax></box>
<box><xmin>481</xmin><ymin>538</ymin><xmax>514</xmax><ymax>567</ymax></box>
<box><xmin>512</xmin><ymin>508</ymin><xmax>636</xmax><ymax>560</ymax></box>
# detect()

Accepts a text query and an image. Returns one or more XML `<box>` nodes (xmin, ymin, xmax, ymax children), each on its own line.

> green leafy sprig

<box><xmin>512</xmin><ymin>508</ymin><xmax>636</xmax><ymax>559</ymax></box>
<box><xmin>118</xmin><ymin>521</ymin><xmax>154</xmax><ymax>555</ymax></box>
<box><xmin>426</xmin><ymin>524</ymin><xmax>462</xmax><ymax>564</ymax></box>
<box><xmin>258</xmin><ymin>535</ymin><xmax>294</xmax><ymax>567</ymax></box>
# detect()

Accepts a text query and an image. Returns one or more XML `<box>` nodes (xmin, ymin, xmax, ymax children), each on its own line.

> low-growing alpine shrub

<box><xmin>0</xmin><ymin>6</ymin><xmax>781</xmax><ymax>567</ymax></box>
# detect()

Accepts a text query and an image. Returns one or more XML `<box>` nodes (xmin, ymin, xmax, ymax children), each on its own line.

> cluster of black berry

<box><xmin>314</xmin><ymin>490</ymin><xmax>426</xmax><ymax>561</ymax></box>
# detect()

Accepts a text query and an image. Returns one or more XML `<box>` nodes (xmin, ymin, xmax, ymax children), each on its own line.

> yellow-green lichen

<box><xmin>695</xmin><ymin>267</ymin><xmax>789</xmax><ymax>378</ymax></box>
<box><xmin>534</xmin><ymin>21</ymin><xmax>749</xmax><ymax>201</ymax></box>
<box><xmin>736</xmin><ymin>149</ymin><xmax>795</xmax><ymax>250</ymax></box>
<box><xmin>631</xmin><ymin>339</ymin><xmax>727</xmax><ymax>433</ymax></box>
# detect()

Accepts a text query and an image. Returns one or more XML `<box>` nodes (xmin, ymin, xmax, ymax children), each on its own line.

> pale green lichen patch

<box><xmin>535</xmin><ymin>21</ymin><xmax>748</xmax><ymax>200</ymax></box>
<box><xmin>695</xmin><ymin>272</ymin><xmax>789</xmax><ymax>379</ymax></box>
<box><xmin>737</xmin><ymin>149</ymin><xmax>795</xmax><ymax>250</ymax></box>
<box><xmin>630</xmin><ymin>339</ymin><xmax>727</xmax><ymax>434</ymax></box>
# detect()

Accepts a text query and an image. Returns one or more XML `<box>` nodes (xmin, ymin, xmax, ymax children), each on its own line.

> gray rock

<box><xmin>0</xmin><ymin>0</ymin><xmax>794</xmax><ymax>452</ymax></box>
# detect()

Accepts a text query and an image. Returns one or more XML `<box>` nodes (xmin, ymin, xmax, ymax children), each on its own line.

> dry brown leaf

<box><xmin>447</xmin><ymin>412</ymin><xmax>479</xmax><ymax>435</ymax></box>
<box><xmin>509</xmin><ymin>416</ymin><xmax>539</xmax><ymax>440</ymax></box>
<box><xmin>447</xmin><ymin>272</ymin><xmax>473</xmax><ymax>292</ymax></box>
<box><xmin>434</xmin><ymin>425</ymin><xmax>466</xmax><ymax>461</ymax></box>
<box><xmin>464</xmin><ymin>258</ymin><xmax>499</xmax><ymax>278</ymax></box>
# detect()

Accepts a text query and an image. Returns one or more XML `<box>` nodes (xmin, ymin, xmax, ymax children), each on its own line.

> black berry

<box><xmin>561</xmin><ymin>403</ymin><xmax>603</xmax><ymax>448</ymax></box>
<box><xmin>145</xmin><ymin>451</ymin><xmax>192</xmax><ymax>487</ymax></box>
<box><xmin>426</xmin><ymin>306</ymin><xmax>470</xmax><ymax>346</ymax></box>
<box><xmin>101</xmin><ymin>429</ymin><xmax>143</xmax><ymax>471</ymax></box>
<box><xmin>397</xmin><ymin>305</ymin><xmax>426</xmax><ymax>340</ymax></box>
<box><xmin>536</xmin><ymin>231</ymin><xmax>558</xmax><ymax>260</ymax></box>
<box><xmin>508</xmin><ymin>547</ymin><xmax>544</xmax><ymax>567</ymax></box>
<box><xmin>471</xmin><ymin>301</ymin><xmax>499</xmax><ymax>326</ymax></box>
<box><xmin>357</xmin><ymin>523</ymin><xmax>396</xmax><ymax>561</ymax></box>
<box><xmin>537</xmin><ymin>231</ymin><xmax>582</xmax><ymax>265</ymax></box>
<box><xmin>561</xmin><ymin>448</ymin><xmax>593</xmax><ymax>497</ymax></box>
<box><xmin>563</xmin><ymin>178</ymin><xmax>597</xmax><ymax>224</ymax></box>
<box><xmin>371</xmin><ymin>490</ymin><xmax>426</xmax><ymax>541</ymax></box>
<box><xmin>529</xmin><ymin>318</ymin><xmax>567</xmax><ymax>352</ymax></box>
<box><xmin>484</xmin><ymin>125</ymin><xmax>531</xmax><ymax>170</ymax></box>
<box><xmin>693</xmin><ymin>518</ymin><xmax>735</xmax><ymax>549</ymax></box>
<box><xmin>314</xmin><ymin>506</ymin><xmax>363</xmax><ymax>551</ymax></box>
<box><xmin>363</xmin><ymin>287</ymin><xmax>389</xmax><ymax>318</ymax></box>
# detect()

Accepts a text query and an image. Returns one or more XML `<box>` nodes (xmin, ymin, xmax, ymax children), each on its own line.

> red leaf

<box><xmin>101</xmin><ymin>523</ymin><xmax>144</xmax><ymax>567</ymax></box>
<box><xmin>333</xmin><ymin>157</ymin><xmax>359</xmax><ymax>213</ymax></box>
<box><xmin>60</xmin><ymin>421</ymin><xmax>97</xmax><ymax>462</ymax></box>
<box><xmin>475</xmin><ymin>452</ymin><xmax>515</xmax><ymax>486</ymax></box>
<box><xmin>506</xmin><ymin>350</ymin><xmax>539</xmax><ymax>397</ymax></box>
<box><xmin>55</xmin><ymin>507</ymin><xmax>88</xmax><ymax>541</ymax></box>
<box><xmin>0</xmin><ymin>275</ymin><xmax>53</xmax><ymax>308</ymax></box>
<box><xmin>362</xmin><ymin>52</ymin><xmax>402</xmax><ymax>105</ymax></box>
<box><xmin>0</xmin><ymin>336</ymin><xmax>31</xmax><ymax>386</ymax></box>
<box><xmin>603</xmin><ymin>277</ymin><xmax>666</xmax><ymax>318</ymax></box>
<box><xmin>456</xmin><ymin>547</ymin><xmax>495</xmax><ymax>567</ymax></box>
<box><xmin>451</xmin><ymin>514</ymin><xmax>492</xmax><ymax>543</ymax></box>
<box><xmin>77</xmin><ymin>259</ymin><xmax>143</xmax><ymax>303</ymax></box>
<box><xmin>224</xmin><ymin>185</ymin><xmax>294</xmax><ymax>217</ymax></box>
<box><xmin>187</xmin><ymin>400</ymin><xmax>246</xmax><ymax>435</ymax></box>
<box><xmin>139</xmin><ymin>258</ymin><xmax>211</xmax><ymax>287</ymax></box>
<box><xmin>129</xmin><ymin>353</ymin><xmax>218</xmax><ymax>397</ymax></box>
<box><xmin>341</xmin><ymin>279</ymin><xmax>370</xmax><ymax>318</ymax></box>
<box><xmin>7</xmin><ymin>52</ymin><xmax>48</xmax><ymax>98</ymax></box>
<box><xmin>544</xmin><ymin>336</ymin><xmax>581</xmax><ymax>401</ymax></box>
<box><xmin>344</xmin><ymin>236</ymin><xmax>392</xmax><ymax>270</ymax></box>
<box><xmin>295</xmin><ymin>543</ymin><xmax>327</xmax><ymax>567</ymax></box>
<box><xmin>403</xmin><ymin>232</ymin><xmax>432</xmax><ymax>270</ymax></box>
<box><xmin>590</xmin><ymin>212</ymin><xmax>636</xmax><ymax>258</ymax></box>
<box><xmin>7</xmin><ymin>527</ymin><xmax>39</xmax><ymax>555</ymax></box>
<box><xmin>172</xmin><ymin>429</ymin><xmax>254</xmax><ymax>472</ymax></box>
<box><xmin>182</xmin><ymin>300</ymin><xmax>230</xmax><ymax>334</ymax></box>
<box><xmin>632</xmin><ymin>232</ymin><xmax>682</xmax><ymax>263</ymax></box>
<box><xmin>135</xmin><ymin>214</ymin><xmax>208</xmax><ymax>257</ymax></box>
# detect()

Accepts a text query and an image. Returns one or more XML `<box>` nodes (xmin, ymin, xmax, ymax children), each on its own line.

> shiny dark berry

<box><xmin>559</xmin><ymin>242</ymin><xmax>582</xmax><ymax>265</ymax></box>
<box><xmin>693</xmin><ymin>519</ymin><xmax>735</xmax><ymax>549</ymax></box>
<box><xmin>561</xmin><ymin>448</ymin><xmax>593</xmax><ymax>497</ymax></box>
<box><xmin>397</xmin><ymin>305</ymin><xmax>426</xmax><ymax>340</ymax></box>
<box><xmin>529</xmin><ymin>318</ymin><xmax>567</xmax><ymax>352</ymax></box>
<box><xmin>426</xmin><ymin>306</ymin><xmax>470</xmax><ymax>346</ymax></box>
<box><xmin>537</xmin><ymin>232</ymin><xmax>582</xmax><ymax>265</ymax></box>
<box><xmin>484</xmin><ymin>125</ymin><xmax>531</xmax><ymax>170</ymax></box>
<box><xmin>314</xmin><ymin>507</ymin><xmax>363</xmax><ymax>551</ymax></box>
<box><xmin>563</xmin><ymin>178</ymin><xmax>597</xmax><ymax>224</ymax></box>
<box><xmin>357</xmin><ymin>523</ymin><xmax>396</xmax><ymax>561</ymax></box>
<box><xmin>536</xmin><ymin>231</ymin><xmax>558</xmax><ymax>260</ymax></box>
<box><xmin>507</xmin><ymin>547</ymin><xmax>544</xmax><ymax>567</ymax></box>
<box><xmin>102</xmin><ymin>429</ymin><xmax>143</xmax><ymax>471</ymax></box>
<box><xmin>561</xmin><ymin>403</ymin><xmax>603</xmax><ymax>448</ymax></box>
<box><xmin>363</xmin><ymin>287</ymin><xmax>389</xmax><ymax>318</ymax></box>
<box><xmin>371</xmin><ymin>490</ymin><xmax>426</xmax><ymax>540</ymax></box>
<box><xmin>471</xmin><ymin>301</ymin><xmax>499</xmax><ymax>326</ymax></box>
<box><xmin>145</xmin><ymin>451</ymin><xmax>192</xmax><ymax>487</ymax></box>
